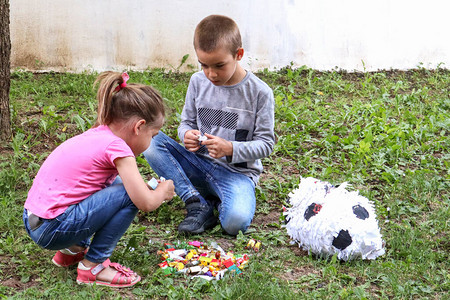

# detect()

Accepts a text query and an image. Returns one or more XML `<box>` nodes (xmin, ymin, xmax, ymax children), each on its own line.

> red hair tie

<box><xmin>115</xmin><ymin>72</ymin><xmax>130</xmax><ymax>92</ymax></box>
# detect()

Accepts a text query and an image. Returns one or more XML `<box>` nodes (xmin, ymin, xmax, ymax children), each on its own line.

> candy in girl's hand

<box><xmin>148</xmin><ymin>178</ymin><xmax>158</xmax><ymax>189</ymax></box>
<box><xmin>148</xmin><ymin>177</ymin><xmax>166</xmax><ymax>190</ymax></box>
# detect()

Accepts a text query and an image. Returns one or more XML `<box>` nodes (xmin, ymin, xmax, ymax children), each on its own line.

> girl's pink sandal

<box><xmin>52</xmin><ymin>249</ymin><xmax>87</xmax><ymax>267</ymax></box>
<box><xmin>76</xmin><ymin>259</ymin><xmax>141</xmax><ymax>288</ymax></box>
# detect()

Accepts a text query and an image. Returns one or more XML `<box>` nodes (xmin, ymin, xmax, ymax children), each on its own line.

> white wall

<box><xmin>10</xmin><ymin>0</ymin><xmax>450</xmax><ymax>72</ymax></box>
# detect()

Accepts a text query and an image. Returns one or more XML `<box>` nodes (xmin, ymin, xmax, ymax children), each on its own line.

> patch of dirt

<box><xmin>0</xmin><ymin>144</ymin><xmax>13</xmax><ymax>157</ymax></box>
<box><xmin>0</xmin><ymin>277</ymin><xmax>37</xmax><ymax>290</ymax></box>
<box><xmin>252</xmin><ymin>209</ymin><xmax>281</xmax><ymax>227</ymax></box>
<box><xmin>278</xmin><ymin>264</ymin><xmax>320</xmax><ymax>282</ymax></box>
<box><xmin>0</xmin><ymin>255</ymin><xmax>38</xmax><ymax>293</ymax></box>
<box><xmin>288</xmin><ymin>244</ymin><xmax>310</xmax><ymax>257</ymax></box>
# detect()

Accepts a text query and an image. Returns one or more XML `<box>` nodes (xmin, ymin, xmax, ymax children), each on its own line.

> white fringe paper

<box><xmin>284</xmin><ymin>177</ymin><xmax>385</xmax><ymax>261</ymax></box>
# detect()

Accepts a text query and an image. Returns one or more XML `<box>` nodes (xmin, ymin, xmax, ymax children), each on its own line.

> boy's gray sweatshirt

<box><xmin>178</xmin><ymin>71</ymin><xmax>275</xmax><ymax>184</ymax></box>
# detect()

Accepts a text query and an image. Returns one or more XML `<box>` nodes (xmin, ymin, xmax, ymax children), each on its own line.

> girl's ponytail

<box><xmin>95</xmin><ymin>72</ymin><xmax>124</xmax><ymax>126</ymax></box>
<box><xmin>93</xmin><ymin>71</ymin><xmax>165</xmax><ymax>128</ymax></box>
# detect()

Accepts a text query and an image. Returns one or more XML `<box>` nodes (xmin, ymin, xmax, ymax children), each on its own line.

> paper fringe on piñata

<box><xmin>283</xmin><ymin>177</ymin><xmax>385</xmax><ymax>261</ymax></box>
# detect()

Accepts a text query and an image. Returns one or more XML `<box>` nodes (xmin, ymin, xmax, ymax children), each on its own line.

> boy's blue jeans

<box><xmin>143</xmin><ymin>131</ymin><xmax>256</xmax><ymax>235</ymax></box>
<box><xmin>23</xmin><ymin>182</ymin><xmax>138</xmax><ymax>263</ymax></box>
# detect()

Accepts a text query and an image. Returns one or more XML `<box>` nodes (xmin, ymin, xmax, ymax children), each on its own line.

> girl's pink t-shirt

<box><xmin>24</xmin><ymin>125</ymin><xmax>134</xmax><ymax>219</ymax></box>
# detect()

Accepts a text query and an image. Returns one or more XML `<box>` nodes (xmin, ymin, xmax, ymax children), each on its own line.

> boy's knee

<box><xmin>220</xmin><ymin>213</ymin><xmax>253</xmax><ymax>236</ymax></box>
<box><xmin>143</xmin><ymin>132</ymin><xmax>169</xmax><ymax>157</ymax></box>
<box><xmin>142</xmin><ymin>145</ymin><xmax>155</xmax><ymax>161</ymax></box>
<box><xmin>143</xmin><ymin>134</ymin><xmax>163</xmax><ymax>160</ymax></box>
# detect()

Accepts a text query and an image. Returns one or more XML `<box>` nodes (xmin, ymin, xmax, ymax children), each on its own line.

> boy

<box><xmin>144</xmin><ymin>15</ymin><xmax>275</xmax><ymax>235</ymax></box>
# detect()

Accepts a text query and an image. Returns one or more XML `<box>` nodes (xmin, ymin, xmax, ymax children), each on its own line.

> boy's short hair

<box><xmin>194</xmin><ymin>15</ymin><xmax>242</xmax><ymax>55</ymax></box>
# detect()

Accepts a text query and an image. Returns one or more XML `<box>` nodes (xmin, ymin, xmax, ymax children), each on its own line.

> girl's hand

<box><xmin>202</xmin><ymin>133</ymin><xmax>233</xmax><ymax>159</ymax></box>
<box><xmin>115</xmin><ymin>157</ymin><xmax>173</xmax><ymax>212</ymax></box>
<box><xmin>184</xmin><ymin>130</ymin><xmax>201</xmax><ymax>152</ymax></box>
<box><xmin>155</xmin><ymin>180</ymin><xmax>175</xmax><ymax>202</ymax></box>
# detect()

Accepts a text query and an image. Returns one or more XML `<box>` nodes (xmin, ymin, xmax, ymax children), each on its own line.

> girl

<box><xmin>23</xmin><ymin>71</ymin><xmax>175</xmax><ymax>288</ymax></box>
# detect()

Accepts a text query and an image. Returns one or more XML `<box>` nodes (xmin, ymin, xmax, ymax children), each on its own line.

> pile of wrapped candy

<box><xmin>157</xmin><ymin>240</ymin><xmax>261</xmax><ymax>280</ymax></box>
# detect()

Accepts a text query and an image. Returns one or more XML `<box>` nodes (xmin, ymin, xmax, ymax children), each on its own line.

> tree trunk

<box><xmin>0</xmin><ymin>0</ymin><xmax>11</xmax><ymax>141</ymax></box>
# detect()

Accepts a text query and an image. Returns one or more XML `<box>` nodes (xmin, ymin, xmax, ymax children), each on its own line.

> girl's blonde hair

<box><xmin>94</xmin><ymin>71</ymin><xmax>165</xmax><ymax>127</ymax></box>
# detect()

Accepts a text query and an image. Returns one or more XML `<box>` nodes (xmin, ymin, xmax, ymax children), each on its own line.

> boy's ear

<box><xmin>134</xmin><ymin>119</ymin><xmax>147</xmax><ymax>135</ymax></box>
<box><xmin>236</xmin><ymin>48</ymin><xmax>244</xmax><ymax>61</ymax></box>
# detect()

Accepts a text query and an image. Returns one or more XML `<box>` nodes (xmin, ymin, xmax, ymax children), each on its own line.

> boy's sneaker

<box><xmin>178</xmin><ymin>197</ymin><xmax>217</xmax><ymax>234</ymax></box>
<box><xmin>52</xmin><ymin>249</ymin><xmax>86</xmax><ymax>267</ymax></box>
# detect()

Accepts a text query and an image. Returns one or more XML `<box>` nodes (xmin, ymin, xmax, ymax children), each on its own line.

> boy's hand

<box><xmin>202</xmin><ymin>133</ymin><xmax>233</xmax><ymax>159</ymax></box>
<box><xmin>155</xmin><ymin>179</ymin><xmax>176</xmax><ymax>202</ymax></box>
<box><xmin>184</xmin><ymin>130</ymin><xmax>202</xmax><ymax>152</ymax></box>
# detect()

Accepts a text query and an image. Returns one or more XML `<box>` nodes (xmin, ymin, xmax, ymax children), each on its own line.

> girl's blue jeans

<box><xmin>143</xmin><ymin>131</ymin><xmax>256</xmax><ymax>235</ymax></box>
<box><xmin>23</xmin><ymin>181</ymin><xmax>138</xmax><ymax>263</ymax></box>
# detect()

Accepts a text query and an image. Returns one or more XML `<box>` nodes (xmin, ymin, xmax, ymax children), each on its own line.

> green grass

<box><xmin>0</xmin><ymin>66</ymin><xmax>448</xmax><ymax>299</ymax></box>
